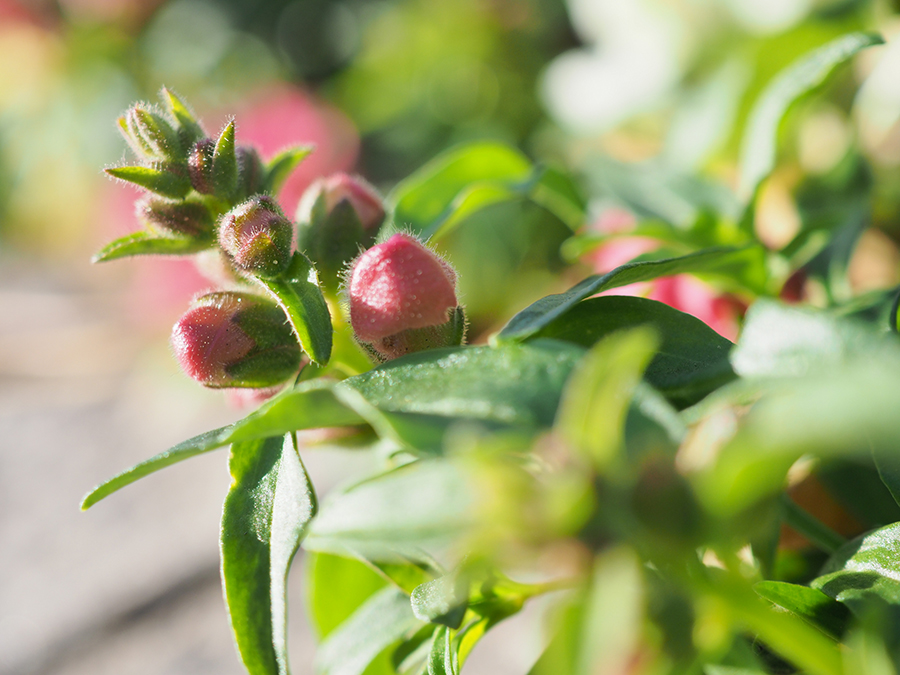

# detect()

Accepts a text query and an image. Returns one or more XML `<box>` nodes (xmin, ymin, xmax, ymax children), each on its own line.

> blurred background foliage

<box><xmin>3</xmin><ymin>0</ymin><xmax>900</xmax><ymax>328</ymax></box>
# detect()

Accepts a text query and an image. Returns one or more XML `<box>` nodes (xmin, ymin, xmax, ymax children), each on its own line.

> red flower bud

<box><xmin>348</xmin><ymin>233</ymin><xmax>464</xmax><ymax>360</ymax></box>
<box><xmin>218</xmin><ymin>196</ymin><xmax>293</xmax><ymax>278</ymax></box>
<box><xmin>188</xmin><ymin>139</ymin><xmax>215</xmax><ymax>194</ymax></box>
<box><xmin>171</xmin><ymin>292</ymin><xmax>301</xmax><ymax>388</ymax></box>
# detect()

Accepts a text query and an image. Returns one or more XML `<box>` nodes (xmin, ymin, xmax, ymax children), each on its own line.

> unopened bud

<box><xmin>348</xmin><ymin>233</ymin><xmax>464</xmax><ymax>361</ymax></box>
<box><xmin>188</xmin><ymin>139</ymin><xmax>215</xmax><ymax>194</ymax></box>
<box><xmin>137</xmin><ymin>196</ymin><xmax>214</xmax><ymax>238</ymax></box>
<box><xmin>120</xmin><ymin>105</ymin><xmax>181</xmax><ymax>164</ymax></box>
<box><xmin>237</xmin><ymin>146</ymin><xmax>264</xmax><ymax>198</ymax></box>
<box><xmin>171</xmin><ymin>291</ymin><xmax>301</xmax><ymax>388</ymax></box>
<box><xmin>297</xmin><ymin>173</ymin><xmax>385</xmax><ymax>288</ymax></box>
<box><xmin>218</xmin><ymin>196</ymin><xmax>293</xmax><ymax>278</ymax></box>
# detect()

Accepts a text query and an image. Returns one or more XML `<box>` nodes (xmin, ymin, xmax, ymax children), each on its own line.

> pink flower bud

<box><xmin>188</xmin><ymin>139</ymin><xmax>215</xmax><ymax>194</ymax></box>
<box><xmin>218</xmin><ymin>196</ymin><xmax>293</xmax><ymax>278</ymax></box>
<box><xmin>299</xmin><ymin>172</ymin><xmax>385</xmax><ymax>231</ymax></box>
<box><xmin>349</xmin><ymin>233</ymin><xmax>463</xmax><ymax>360</ymax></box>
<box><xmin>171</xmin><ymin>292</ymin><xmax>301</xmax><ymax>388</ymax></box>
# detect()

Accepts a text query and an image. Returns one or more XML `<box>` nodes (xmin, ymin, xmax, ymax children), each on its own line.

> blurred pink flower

<box><xmin>587</xmin><ymin>208</ymin><xmax>743</xmax><ymax>341</ymax></box>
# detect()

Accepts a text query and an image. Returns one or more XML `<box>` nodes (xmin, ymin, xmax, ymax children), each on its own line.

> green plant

<box><xmin>82</xmin><ymin>32</ymin><xmax>900</xmax><ymax>675</ymax></box>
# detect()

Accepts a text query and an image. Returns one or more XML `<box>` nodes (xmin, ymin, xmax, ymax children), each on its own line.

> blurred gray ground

<box><xmin>0</xmin><ymin>254</ymin><xmax>543</xmax><ymax>675</ymax></box>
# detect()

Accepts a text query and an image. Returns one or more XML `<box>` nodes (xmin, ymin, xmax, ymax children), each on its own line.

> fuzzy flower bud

<box><xmin>297</xmin><ymin>173</ymin><xmax>385</xmax><ymax>288</ymax></box>
<box><xmin>120</xmin><ymin>105</ymin><xmax>181</xmax><ymax>164</ymax></box>
<box><xmin>137</xmin><ymin>195</ymin><xmax>214</xmax><ymax>239</ymax></box>
<box><xmin>218</xmin><ymin>196</ymin><xmax>293</xmax><ymax>278</ymax></box>
<box><xmin>348</xmin><ymin>233</ymin><xmax>464</xmax><ymax>361</ymax></box>
<box><xmin>171</xmin><ymin>292</ymin><xmax>301</xmax><ymax>388</ymax></box>
<box><xmin>188</xmin><ymin>139</ymin><xmax>215</xmax><ymax>194</ymax></box>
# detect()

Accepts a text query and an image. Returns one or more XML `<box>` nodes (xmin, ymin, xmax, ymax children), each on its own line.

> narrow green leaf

<box><xmin>105</xmin><ymin>165</ymin><xmax>191</xmax><ymax>198</ymax></box>
<box><xmin>264</xmin><ymin>146</ymin><xmax>314</xmax><ymax>196</ymax></box>
<box><xmin>556</xmin><ymin>329</ymin><xmax>657</xmax><ymax>469</ymax></box>
<box><xmin>214</xmin><ymin>120</ymin><xmax>238</xmax><ymax>198</ymax></box>
<box><xmin>92</xmin><ymin>230</ymin><xmax>212</xmax><ymax>262</ymax></box>
<box><xmin>80</xmin><ymin>382</ymin><xmax>361</xmax><ymax>509</ymax></box>
<box><xmin>161</xmin><ymin>87</ymin><xmax>204</xmax><ymax>147</ymax></box>
<box><xmin>422</xmin><ymin>182</ymin><xmax>518</xmax><ymax>243</ymax></box>
<box><xmin>754</xmin><ymin>581</ymin><xmax>850</xmax><ymax>640</ymax></box>
<box><xmin>527</xmin><ymin>165</ymin><xmax>586</xmax><ymax>232</ymax></box>
<box><xmin>427</xmin><ymin>626</ymin><xmax>458</xmax><ymax>675</ymax></box>
<box><xmin>738</xmin><ymin>32</ymin><xmax>883</xmax><ymax>202</ymax></box>
<box><xmin>315</xmin><ymin>587</ymin><xmax>422</xmax><ymax>675</ymax></box>
<box><xmin>257</xmin><ymin>253</ymin><xmax>333</xmax><ymax>365</ymax></box>
<box><xmin>388</xmin><ymin>142</ymin><xmax>532</xmax><ymax>236</ymax></box>
<box><xmin>496</xmin><ymin>246</ymin><xmax>755</xmax><ymax>343</ymax></box>
<box><xmin>780</xmin><ymin>494</ymin><xmax>846</xmax><ymax>554</ymax></box>
<box><xmin>534</xmin><ymin>296</ymin><xmax>736</xmax><ymax>408</ymax></box>
<box><xmin>221</xmin><ymin>434</ymin><xmax>316</xmax><ymax>675</ymax></box>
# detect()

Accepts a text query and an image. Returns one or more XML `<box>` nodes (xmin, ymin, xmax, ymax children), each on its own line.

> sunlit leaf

<box><xmin>754</xmin><ymin>581</ymin><xmax>850</xmax><ymax>640</ymax></box>
<box><xmin>92</xmin><ymin>230</ymin><xmax>213</xmax><ymax>262</ymax></box>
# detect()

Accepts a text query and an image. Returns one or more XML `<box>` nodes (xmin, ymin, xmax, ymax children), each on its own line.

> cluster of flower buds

<box><xmin>100</xmin><ymin>89</ymin><xmax>467</xmax><ymax>395</ymax></box>
<box><xmin>171</xmin><ymin>292</ymin><xmax>302</xmax><ymax>388</ymax></box>
<box><xmin>346</xmin><ymin>233</ymin><xmax>466</xmax><ymax>361</ymax></box>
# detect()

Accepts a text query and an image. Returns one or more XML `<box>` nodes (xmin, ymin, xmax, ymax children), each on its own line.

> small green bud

<box><xmin>218</xmin><ymin>196</ymin><xmax>293</xmax><ymax>278</ymax></box>
<box><xmin>120</xmin><ymin>105</ymin><xmax>181</xmax><ymax>164</ymax></box>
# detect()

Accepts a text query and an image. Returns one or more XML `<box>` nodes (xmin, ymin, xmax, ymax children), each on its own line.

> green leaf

<box><xmin>527</xmin><ymin>165</ymin><xmax>586</xmax><ymax>232</ymax></box>
<box><xmin>754</xmin><ymin>581</ymin><xmax>850</xmax><ymax>640</ymax></box>
<box><xmin>874</xmin><ymin>452</ymin><xmax>900</xmax><ymax>510</ymax></box>
<box><xmin>315</xmin><ymin>587</ymin><xmax>422</xmax><ymax>675</ymax></box>
<box><xmin>92</xmin><ymin>230</ymin><xmax>212</xmax><ymax>262</ymax></box>
<box><xmin>730</xmin><ymin>300</ymin><xmax>896</xmax><ymax>379</ymax></box>
<box><xmin>257</xmin><ymin>253</ymin><xmax>333</xmax><ymax>365</ymax></box>
<box><xmin>304</xmin><ymin>460</ymin><xmax>473</xmax><ymax>562</ymax></box>
<box><xmin>339</xmin><ymin>340</ymin><xmax>585</xmax><ymax>428</ymax></box>
<box><xmin>556</xmin><ymin>329</ymin><xmax>657</xmax><ymax>469</ymax></box>
<box><xmin>427</xmin><ymin>626</ymin><xmax>458</xmax><ymax>675</ymax></box>
<box><xmin>305</xmin><ymin>552</ymin><xmax>389</xmax><ymax>640</ymax></box>
<box><xmin>105</xmin><ymin>165</ymin><xmax>191</xmax><ymax>198</ymax></box>
<box><xmin>534</xmin><ymin>296</ymin><xmax>736</xmax><ymax>408</ymax></box>
<box><xmin>497</xmin><ymin>246</ymin><xmax>756</xmax><ymax>343</ymax></box>
<box><xmin>411</xmin><ymin>570</ymin><xmax>468</xmax><ymax>629</ymax></box>
<box><xmin>738</xmin><ymin>32</ymin><xmax>883</xmax><ymax>203</ymax></box>
<box><xmin>80</xmin><ymin>382</ymin><xmax>362</xmax><ymax>509</ymax></box>
<box><xmin>387</xmin><ymin>142</ymin><xmax>532</xmax><ymax>236</ymax></box>
<box><xmin>161</xmin><ymin>87</ymin><xmax>204</xmax><ymax>147</ymax></box>
<box><xmin>264</xmin><ymin>146</ymin><xmax>315</xmax><ymax>196</ymax></box>
<box><xmin>221</xmin><ymin>434</ymin><xmax>316</xmax><ymax>675</ymax></box>
<box><xmin>812</xmin><ymin>523</ymin><xmax>900</xmax><ymax>616</ymax></box>
<box><xmin>422</xmin><ymin>182</ymin><xmax>518</xmax><ymax>242</ymax></box>
<box><xmin>214</xmin><ymin>120</ymin><xmax>238</xmax><ymax>199</ymax></box>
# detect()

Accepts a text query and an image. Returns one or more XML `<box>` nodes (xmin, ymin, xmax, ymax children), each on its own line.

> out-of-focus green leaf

<box><xmin>304</xmin><ymin>460</ymin><xmax>473</xmax><ymax>562</ymax></box>
<box><xmin>105</xmin><ymin>165</ymin><xmax>191</xmax><ymax>198</ymax></box>
<box><xmin>221</xmin><ymin>434</ymin><xmax>316</xmax><ymax>675</ymax></box>
<box><xmin>818</xmin><ymin>458</ymin><xmax>900</xmax><ymax>528</ymax></box>
<box><xmin>498</xmin><ymin>246</ymin><xmax>758</xmax><ymax>343</ymax></box>
<box><xmin>754</xmin><ymin>581</ymin><xmax>850</xmax><ymax>640</ymax></box>
<box><xmin>80</xmin><ymin>382</ymin><xmax>362</xmax><ymax>509</ymax></box>
<box><xmin>423</xmin><ymin>182</ymin><xmax>518</xmax><ymax>242</ymax></box>
<box><xmin>92</xmin><ymin>230</ymin><xmax>213</xmax><ymax>262</ymax></box>
<box><xmin>411</xmin><ymin>570</ymin><xmax>468</xmax><ymax>629</ymax></box>
<box><xmin>556</xmin><ymin>329</ymin><xmax>657</xmax><ymax>469</ymax></box>
<box><xmin>257</xmin><ymin>253</ymin><xmax>333</xmax><ymax>365</ymax></box>
<box><xmin>306</xmin><ymin>552</ymin><xmax>389</xmax><ymax>641</ymax></box>
<box><xmin>529</xmin><ymin>165</ymin><xmax>587</xmax><ymax>231</ymax></box>
<box><xmin>427</xmin><ymin>626</ymin><xmax>458</xmax><ymax>675</ymax></box>
<box><xmin>731</xmin><ymin>299</ymin><xmax>895</xmax><ymax>378</ymax></box>
<box><xmin>315</xmin><ymin>587</ymin><xmax>422</xmax><ymax>675</ymax></box>
<box><xmin>812</xmin><ymin>523</ymin><xmax>900</xmax><ymax>615</ymax></box>
<box><xmin>264</xmin><ymin>146</ymin><xmax>314</xmax><ymax>196</ymax></box>
<box><xmin>874</xmin><ymin>453</ymin><xmax>900</xmax><ymax>511</ymax></box>
<box><xmin>738</xmin><ymin>32</ymin><xmax>883</xmax><ymax>203</ymax></box>
<box><xmin>388</xmin><ymin>142</ymin><xmax>531</xmax><ymax>236</ymax></box>
<box><xmin>534</xmin><ymin>296</ymin><xmax>736</xmax><ymax>408</ymax></box>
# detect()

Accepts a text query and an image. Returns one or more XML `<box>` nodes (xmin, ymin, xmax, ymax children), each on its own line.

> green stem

<box><xmin>780</xmin><ymin>494</ymin><xmax>846</xmax><ymax>554</ymax></box>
